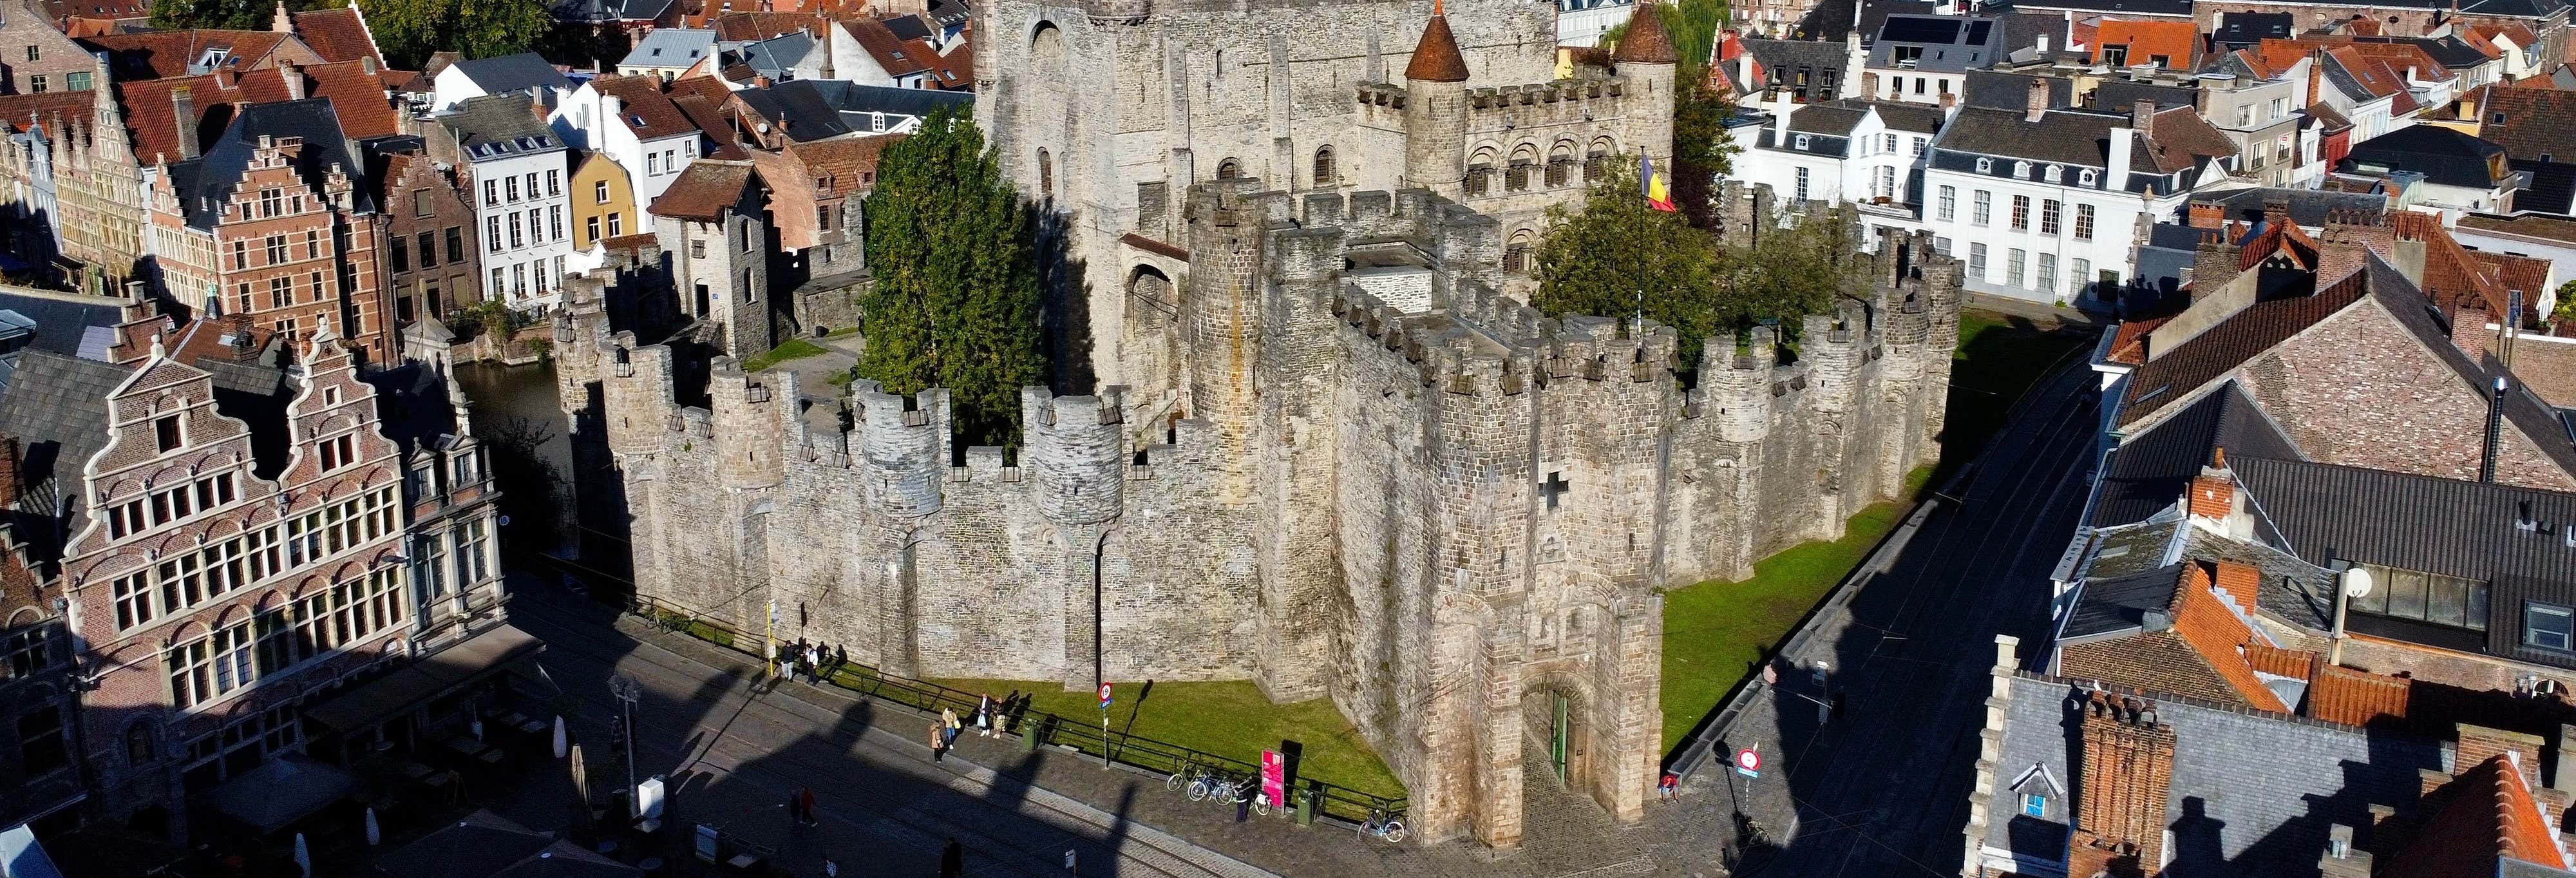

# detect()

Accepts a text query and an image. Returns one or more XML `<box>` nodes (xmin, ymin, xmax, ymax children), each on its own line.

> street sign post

<box><xmin>1098</xmin><ymin>683</ymin><xmax>1113</xmax><ymax>769</ymax></box>
<box><xmin>1734</xmin><ymin>747</ymin><xmax>1761</xmax><ymax>778</ymax></box>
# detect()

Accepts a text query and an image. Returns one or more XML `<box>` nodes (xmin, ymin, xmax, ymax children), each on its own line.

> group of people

<box><xmin>781</xmin><ymin>639</ymin><xmax>849</xmax><ymax>685</ymax></box>
<box><xmin>929</xmin><ymin>691</ymin><xmax>1032</xmax><ymax>761</ymax></box>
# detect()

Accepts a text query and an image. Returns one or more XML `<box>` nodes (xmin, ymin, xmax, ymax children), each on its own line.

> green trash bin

<box><xmin>1295</xmin><ymin>782</ymin><xmax>1321</xmax><ymax>826</ymax></box>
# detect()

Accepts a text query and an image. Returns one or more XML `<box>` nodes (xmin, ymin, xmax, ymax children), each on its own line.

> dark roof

<box><xmin>1993</xmin><ymin>12</ymin><xmax>2065</xmax><ymax>55</ymax></box>
<box><xmin>1936</xmin><ymin>105</ymin><xmax>2209</xmax><ymax>173</ymax></box>
<box><xmin>0</xmin><ymin>291</ymin><xmax>122</xmax><ymax>360</ymax></box>
<box><xmin>1868</xmin><ymin>15</ymin><xmax>1999</xmax><ymax>71</ymax></box>
<box><xmin>362</xmin><ymin>361</ymin><xmax>460</xmax><ymax>457</ymax></box>
<box><xmin>2392</xmin><ymin>34</ymin><xmax>2498</xmax><ymax>70</ymax></box>
<box><xmin>2344</xmin><ymin>124</ymin><xmax>2510</xmax><ymax>189</ymax></box>
<box><xmin>2064</xmin><ymin>562</ymin><xmax>2188</xmax><ymax>638</ymax></box>
<box><xmin>2211</xmin><ymin>12</ymin><xmax>2293</xmax><ymax>47</ymax></box>
<box><xmin>2093</xmin><ymin>381</ymin><xmax>2303</xmax><ymax>526</ymax></box>
<box><xmin>1987</xmin><ymin>680</ymin><xmax>2438</xmax><ymax>878</ymax></box>
<box><xmin>372</xmin><ymin>808</ymin><xmax>639</xmax><ymax>878</ymax></box>
<box><xmin>732</xmin><ymin>80</ymin><xmax>971</xmax><ymax>142</ymax></box>
<box><xmin>437</xmin><ymin>94</ymin><xmax>562</xmax><ymax>157</ymax></box>
<box><xmin>1981</xmin><ymin>0</ymin><xmax>2192</xmax><ymax>15</ymax></box>
<box><xmin>1739</xmin><ymin>37</ymin><xmax>1849</xmax><ymax>81</ymax></box>
<box><xmin>741</xmin><ymin>31</ymin><xmax>817</xmax><ymax>77</ymax></box>
<box><xmin>1405</xmin><ymin>14</ymin><xmax>1470</xmax><ymax>82</ymax></box>
<box><xmin>2092</xmin><ymin>79</ymin><xmax>2199</xmax><ymax>115</ymax></box>
<box><xmin>0</xmin><ymin>349</ymin><xmax>130</xmax><ymax>560</ymax></box>
<box><xmin>1795</xmin><ymin>0</ymin><xmax>1937</xmax><ymax>42</ymax></box>
<box><xmin>882</xmin><ymin>14</ymin><xmax>931</xmax><ymax>41</ymax></box>
<box><xmin>1960</xmin><ymin>68</ymin><xmax>2074</xmax><ymax>111</ymax></box>
<box><xmin>550</xmin><ymin>0</ymin><xmax>677</xmax><ymax>22</ymax></box>
<box><xmin>1781</xmin><ymin>99</ymin><xmax>1945</xmax><ymax>135</ymax></box>
<box><xmin>448</xmin><ymin>53</ymin><xmax>570</xmax><ymax>96</ymax></box>
<box><xmin>2235</xmin><ymin>457</ymin><xmax>2576</xmax><ymax>586</ymax></box>
<box><xmin>2508</xmin><ymin>160</ymin><xmax>2576</xmax><ymax>215</ymax></box>
<box><xmin>2202</xmin><ymin>187</ymin><xmax>2390</xmax><ymax>227</ymax></box>
<box><xmin>170</xmin><ymin>99</ymin><xmax>373</xmax><ymax>230</ymax></box>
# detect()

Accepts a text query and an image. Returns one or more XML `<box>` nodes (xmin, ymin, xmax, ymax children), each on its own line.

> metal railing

<box><xmin>614</xmin><ymin>591</ymin><xmax>1409</xmax><ymax>825</ymax></box>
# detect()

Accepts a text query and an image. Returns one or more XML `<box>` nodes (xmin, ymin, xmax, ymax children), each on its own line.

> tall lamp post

<box><xmin>609</xmin><ymin>674</ymin><xmax>643</xmax><ymax>811</ymax></box>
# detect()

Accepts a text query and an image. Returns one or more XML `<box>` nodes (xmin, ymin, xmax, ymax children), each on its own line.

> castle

<box><xmin>551</xmin><ymin>176</ymin><xmax>1963</xmax><ymax>844</ymax></box>
<box><xmin>971</xmin><ymin>0</ymin><xmax>1681</xmax><ymax>395</ymax></box>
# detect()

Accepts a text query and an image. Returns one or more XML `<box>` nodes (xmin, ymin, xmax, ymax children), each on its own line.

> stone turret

<box><xmin>1025</xmin><ymin>387</ymin><xmax>1126</xmax><ymax>525</ymax></box>
<box><xmin>1614</xmin><ymin>0</ymin><xmax>1680</xmax><ymax>164</ymax></box>
<box><xmin>603</xmin><ymin>339</ymin><xmax>675</xmax><ymax>458</ymax></box>
<box><xmin>1403</xmin><ymin>3</ymin><xmax>1471</xmax><ymax>195</ymax></box>
<box><xmin>854</xmin><ymin>381</ymin><xmax>949</xmax><ymax>518</ymax></box>
<box><xmin>1704</xmin><ymin>326</ymin><xmax>1777</xmax><ymax>443</ymax></box>
<box><xmin>710</xmin><ymin>363</ymin><xmax>785</xmax><ymax>490</ymax></box>
<box><xmin>1181</xmin><ymin>182</ymin><xmax>1268</xmax><ymax>472</ymax></box>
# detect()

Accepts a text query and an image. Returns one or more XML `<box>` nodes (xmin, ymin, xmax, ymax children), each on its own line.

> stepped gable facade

<box><xmin>971</xmin><ymin>0</ymin><xmax>1679</xmax><ymax>394</ymax></box>
<box><xmin>552</xmin><ymin>180</ymin><xmax>1961</xmax><ymax>846</ymax></box>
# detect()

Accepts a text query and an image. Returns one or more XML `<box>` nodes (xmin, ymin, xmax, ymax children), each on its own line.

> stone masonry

<box><xmin>553</xmin><ymin>180</ymin><xmax>1962</xmax><ymax>846</ymax></box>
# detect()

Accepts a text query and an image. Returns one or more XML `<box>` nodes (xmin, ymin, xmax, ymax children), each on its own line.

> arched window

<box><xmin>1215</xmin><ymin>158</ymin><xmax>1242</xmax><ymax>180</ymax></box>
<box><xmin>1504</xmin><ymin>231</ymin><xmax>1536</xmax><ymax>272</ymax></box>
<box><xmin>2012</xmin><ymin>161</ymin><xmax>2032</xmax><ymax>178</ymax></box>
<box><xmin>1037</xmin><ymin>149</ymin><xmax>1053</xmax><ymax>196</ymax></box>
<box><xmin>1468</xmin><ymin>147</ymin><xmax>1498</xmax><ymax>195</ymax></box>
<box><xmin>1312</xmin><ymin>146</ymin><xmax>1335</xmax><ymax>187</ymax></box>
<box><xmin>1976</xmin><ymin>157</ymin><xmax>1994</xmax><ymax>173</ymax></box>
<box><xmin>1506</xmin><ymin>144</ymin><xmax>1539</xmax><ymax>191</ymax></box>
<box><xmin>1546</xmin><ymin>142</ymin><xmax>1575</xmax><ymax>187</ymax></box>
<box><xmin>2044</xmin><ymin>165</ymin><xmax>2062</xmax><ymax>183</ymax></box>
<box><xmin>2078</xmin><ymin>168</ymin><xmax>2098</xmax><ymax>186</ymax></box>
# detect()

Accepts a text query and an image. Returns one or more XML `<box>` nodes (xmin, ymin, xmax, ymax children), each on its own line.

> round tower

<box><xmin>856</xmin><ymin>382</ymin><xmax>949</xmax><ymax>518</ymax></box>
<box><xmin>1403</xmin><ymin>3</ymin><xmax>1470</xmax><ymax>195</ymax></box>
<box><xmin>1025</xmin><ymin>387</ymin><xmax>1125</xmax><ymax>526</ymax></box>
<box><xmin>712</xmin><ymin>367</ymin><xmax>786</xmax><ymax>490</ymax></box>
<box><xmin>1613</xmin><ymin>0</ymin><xmax>1680</xmax><ymax>164</ymax></box>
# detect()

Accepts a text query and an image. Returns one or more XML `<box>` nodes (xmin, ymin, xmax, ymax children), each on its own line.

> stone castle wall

<box><xmin>557</xmin><ymin>180</ymin><xmax>1962</xmax><ymax>846</ymax></box>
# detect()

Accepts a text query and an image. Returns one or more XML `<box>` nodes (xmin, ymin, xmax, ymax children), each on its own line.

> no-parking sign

<box><xmin>1734</xmin><ymin>747</ymin><xmax>1762</xmax><ymax>778</ymax></box>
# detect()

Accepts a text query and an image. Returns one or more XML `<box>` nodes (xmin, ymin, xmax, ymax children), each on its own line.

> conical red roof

<box><xmin>1405</xmin><ymin>12</ymin><xmax>1470</xmax><ymax>82</ymax></box>
<box><xmin>1614</xmin><ymin>2</ymin><xmax>1680</xmax><ymax>65</ymax></box>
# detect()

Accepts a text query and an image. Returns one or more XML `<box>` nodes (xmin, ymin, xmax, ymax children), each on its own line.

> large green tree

<box><xmin>1602</xmin><ymin>0</ymin><xmax>1738</xmax><ymax>220</ymax></box>
<box><xmin>151</xmin><ymin>0</ymin><xmax>326</xmax><ymax>32</ymax></box>
<box><xmin>859</xmin><ymin>108</ymin><xmax>1046</xmax><ymax>447</ymax></box>
<box><xmin>365</xmin><ymin>0</ymin><xmax>554</xmax><ymax>70</ymax></box>
<box><xmin>1535</xmin><ymin>163</ymin><xmax>1862</xmax><ymax>366</ymax></box>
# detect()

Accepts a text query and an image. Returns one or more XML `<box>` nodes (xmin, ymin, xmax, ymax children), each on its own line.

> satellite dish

<box><xmin>2340</xmin><ymin>566</ymin><xmax>2374</xmax><ymax>598</ymax></box>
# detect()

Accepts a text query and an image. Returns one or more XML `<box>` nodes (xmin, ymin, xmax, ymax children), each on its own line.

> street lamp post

<box><xmin>609</xmin><ymin>674</ymin><xmax>643</xmax><ymax>812</ymax></box>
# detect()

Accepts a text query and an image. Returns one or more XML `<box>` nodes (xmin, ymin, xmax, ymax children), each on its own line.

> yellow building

<box><xmin>571</xmin><ymin>151</ymin><xmax>636</xmax><ymax>253</ymax></box>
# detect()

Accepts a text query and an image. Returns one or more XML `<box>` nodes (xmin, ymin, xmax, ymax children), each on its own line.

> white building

<box><xmin>1922</xmin><ymin>82</ymin><xmax>2239</xmax><ymax>307</ymax></box>
<box><xmin>1719</xmin><ymin>96</ymin><xmax>1946</xmax><ymax>243</ymax></box>
<box><xmin>440</xmin><ymin>95</ymin><xmax>575</xmax><ymax>312</ymax></box>
<box><xmin>548</xmin><ymin>74</ymin><xmax>702</xmax><ymax>204</ymax></box>
<box><xmin>1556</xmin><ymin>0</ymin><xmax>1636</xmax><ymax>48</ymax></box>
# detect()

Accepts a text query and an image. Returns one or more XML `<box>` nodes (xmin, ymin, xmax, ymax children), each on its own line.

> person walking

<box><xmin>1658</xmin><ymin>771</ymin><xmax>1680</xmax><ymax>801</ymax></box>
<box><xmin>797</xmin><ymin>787</ymin><xmax>819</xmax><ymax>826</ymax></box>
<box><xmin>975</xmin><ymin>694</ymin><xmax>994</xmax><ymax>738</ymax></box>
<box><xmin>806</xmin><ymin>644</ymin><xmax>822</xmax><ymax>683</ymax></box>
<box><xmin>998</xmin><ymin>690</ymin><xmax>1021</xmax><ymax>735</ymax></box>
<box><xmin>941</xmin><ymin>706</ymin><xmax>962</xmax><ymax>749</ymax></box>
<box><xmin>939</xmin><ymin>838</ymin><xmax>962</xmax><ymax>878</ymax></box>
<box><xmin>929</xmin><ymin>719</ymin><xmax>947</xmax><ymax>762</ymax></box>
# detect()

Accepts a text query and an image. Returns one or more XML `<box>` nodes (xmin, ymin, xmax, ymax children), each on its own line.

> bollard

<box><xmin>1023</xmin><ymin>716</ymin><xmax>1041</xmax><ymax>753</ymax></box>
<box><xmin>1295</xmin><ymin>782</ymin><xmax>1320</xmax><ymax>826</ymax></box>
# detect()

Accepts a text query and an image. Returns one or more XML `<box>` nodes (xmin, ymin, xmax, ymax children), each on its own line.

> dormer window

<box><xmin>1794</xmin><ymin>133</ymin><xmax>1812</xmax><ymax>149</ymax></box>
<box><xmin>1975</xmin><ymin>157</ymin><xmax>1993</xmax><ymax>173</ymax></box>
<box><xmin>2012</xmin><ymin>161</ymin><xmax>2032</xmax><ymax>178</ymax></box>
<box><xmin>2043</xmin><ymin>165</ymin><xmax>2062</xmax><ymax>183</ymax></box>
<box><xmin>2022</xmin><ymin>794</ymin><xmax>2049</xmax><ymax>817</ymax></box>
<box><xmin>2079</xmin><ymin>169</ymin><xmax>2098</xmax><ymax>186</ymax></box>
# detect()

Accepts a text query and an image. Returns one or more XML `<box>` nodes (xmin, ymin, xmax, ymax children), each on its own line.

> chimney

<box><xmin>2036</xmin><ymin>32</ymin><xmax>2050</xmax><ymax>55</ymax></box>
<box><xmin>2025</xmin><ymin>76</ymin><xmax>2050</xmax><ymax>122</ymax></box>
<box><xmin>2481</xmin><ymin>374</ymin><xmax>2507</xmax><ymax>482</ymax></box>
<box><xmin>1862</xmin><ymin>71</ymin><xmax>1879</xmax><ymax>97</ymax></box>
<box><xmin>2072</xmin><ymin>692</ymin><xmax>2177</xmax><ymax>875</ymax></box>
<box><xmin>361</xmin><ymin>55</ymin><xmax>378</xmax><ymax>75</ymax></box>
<box><xmin>2188</xmin><ymin>200</ymin><xmax>2225</xmax><ymax>229</ymax></box>
<box><xmin>2132</xmin><ymin>99</ymin><xmax>2157</xmax><ymax>140</ymax></box>
<box><xmin>170</xmin><ymin>86</ymin><xmax>198</xmax><ymax>160</ymax></box>
<box><xmin>2189</xmin><ymin>447</ymin><xmax>2235</xmax><ymax>520</ymax></box>
<box><xmin>2316</xmin><ymin>825</ymin><xmax>2373</xmax><ymax>878</ymax></box>
<box><xmin>2195</xmin><ymin>230</ymin><xmax>2244</xmax><ymax>298</ymax></box>
<box><xmin>2262</xmin><ymin>195</ymin><xmax>2291</xmax><ymax>231</ymax></box>
<box><xmin>2457</xmin><ymin>724</ymin><xmax>2545</xmax><ymax>785</ymax></box>
<box><xmin>280</xmin><ymin>60</ymin><xmax>303</xmax><ymax>100</ymax></box>
<box><xmin>1939</xmin><ymin>91</ymin><xmax>1957</xmax><ymax>110</ymax></box>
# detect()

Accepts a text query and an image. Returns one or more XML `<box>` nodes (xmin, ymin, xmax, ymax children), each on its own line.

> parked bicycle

<box><xmin>1358</xmin><ymin>808</ymin><xmax>1405</xmax><ymax>843</ymax></box>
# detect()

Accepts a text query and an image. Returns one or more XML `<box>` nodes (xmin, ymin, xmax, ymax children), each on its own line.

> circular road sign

<box><xmin>1735</xmin><ymin>748</ymin><xmax>1762</xmax><ymax>772</ymax></box>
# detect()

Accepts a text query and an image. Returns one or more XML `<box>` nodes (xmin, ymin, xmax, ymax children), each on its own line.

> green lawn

<box><xmin>742</xmin><ymin>338</ymin><xmax>830</xmax><ymax>372</ymax></box>
<box><xmin>1658</xmin><ymin>310</ymin><xmax>2091</xmax><ymax>750</ymax></box>
<box><xmin>931</xmin><ymin>676</ymin><xmax>1407</xmax><ymax>798</ymax></box>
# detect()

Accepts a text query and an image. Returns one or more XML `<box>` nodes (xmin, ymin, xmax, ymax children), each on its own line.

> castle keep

<box><xmin>553</xmin><ymin>178</ymin><xmax>1962</xmax><ymax>845</ymax></box>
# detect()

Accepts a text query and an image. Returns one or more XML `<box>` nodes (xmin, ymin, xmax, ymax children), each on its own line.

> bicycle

<box><xmin>1358</xmin><ymin>808</ymin><xmax>1405</xmax><ymax>843</ymax></box>
<box><xmin>1185</xmin><ymin>769</ymin><xmax>1231</xmax><ymax>802</ymax></box>
<box><xmin>1166</xmin><ymin>758</ymin><xmax>1200</xmax><ymax>794</ymax></box>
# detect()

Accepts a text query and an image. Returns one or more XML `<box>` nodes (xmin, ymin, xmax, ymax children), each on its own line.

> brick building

<box><xmin>144</xmin><ymin>99</ymin><xmax>392</xmax><ymax>361</ymax></box>
<box><xmin>376</xmin><ymin>150</ymin><xmax>483</xmax><ymax>326</ymax></box>
<box><xmin>0</xmin><ymin>0</ymin><xmax>97</xmax><ymax>95</ymax></box>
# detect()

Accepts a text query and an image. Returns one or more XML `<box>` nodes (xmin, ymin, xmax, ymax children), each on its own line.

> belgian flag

<box><xmin>1640</xmin><ymin>154</ymin><xmax>1677</xmax><ymax>213</ymax></box>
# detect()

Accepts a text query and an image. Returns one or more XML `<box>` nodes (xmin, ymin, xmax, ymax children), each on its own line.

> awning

<box><xmin>307</xmin><ymin>624</ymin><xmax>544</xmax><ymax>734</ymax></box>
<box><xmin>202</xmin><ymin>753</ymin><xmax>356</xmax><ymax>834</ymax></box>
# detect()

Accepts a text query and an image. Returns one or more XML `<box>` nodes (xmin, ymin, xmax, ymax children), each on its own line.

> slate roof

<box><xmin>2201</xmin><ymin>187</ymin><xmax>2389</xmax><ymax>228</ymax></box>
<box><xmin>448</xmin><ymin>53</ymin><xmax>570</xmax><ymax>97</ymax></box>
<box><xmin>730</xmin><ymin>80</ymin><xmax>971</xmax><ymax>142</ymax></box>
<box><xmin>1780</xmin><ymin>99</ymin><xmax>1945</xmax><ymax>136</ymax></box>
<box><xmin>0</xmin><ymin>291</ymin><xmax>120</xmax><ymax>361</ymax></box>
<box><xmin>1993</xmin><ymin>12</ymin><xmax>2065</xmax><ymax>55</ymax></box>
<box><xmin>0</xmin><ymin>349</ymin><xmax>129</xmax><ymax>551</ymax></box>
<box><xmin>2345</xmin><ymin>124</ymin><xmax>2512</xmax><ymax>189</ymax></box>
<box><xmin>290</xmin><ymin>6</ymin><xmax>381</xmax><ymax>67</ymax></box>
<box><xmin>2211</xmin><ymin>12</ymin><xmax>2292</xmax><ymax>48</ymax></box>
<box><xmin>1960</xmin><ymin>68</ymin><xmax>2074</xmax><ymax>111</ymax></box>
<box><xmin>438</xmin><ymin>93</ymin><xmax>562</xmax><ymax>157</ymax></box>
<box><xmin>2477</xmin><ymin>87</ymin><xmax>2576</xmax><ymax>162</ymax></box>
<box><xmin>1985</xmin><ymin>679</ymin><xmax>2438</xmax><ymax>877</ymax></box>
<box><xmin>1935</xmin><ymin>104</ymin><xmax>2226</xmax><ymax>174</ymax></box>
<box><xmin>2091</xmin><ymin>78</ymin><xmax>2199</xmax><ymax>114</ymax></box>
<box><xmin>2092</xmin><ymin>381</ymin><xmax>2303</xmax><ymax>526</ymax></box>
<box><xmin>169</xmin><ymin>99</ymin><xmax>372</xmax><ymax>230</ymax></box>
<box><xmin>2233</xmin><ymin>456</ymin><xmax>2576</xmax><ymax>586</ymax></box>
<box><xmin>1738</xmin><ymin>37</ymin><xmax>1848</xmax><ymax>84</ymax></box>
<box><xmin>2062</xmin><ymin>562</ymin><xmax>2185</xmax><ymax>638</ymax></box>
<box><xmin>741</xmin><ymin>31</ymin><xmax>817</xmax><ymax>79</ymax></box>
<box><xmin>1869</xmin><ymin>15</ymin><xmax>1998</xmax><ymax>72</ymax></box>
<box><xmin>2511</xmin><ymin>160</ymin><xmax>2576</xmax><ymax>215</ymax></box>
<box><xmin>620</xmin><ymin>28</ymin><xmax>715</xmax><ymax>69</ymax></box>
<box><xmin>1795</xmin><ymin>0</ymin><xmax>1937</xmax><ymax>42</ymax></box>
<box><xmin>551</xmin><ymin>0</ymin><xmax>677</xmax><ymax>22</ymax></box>
<box><xmin>647</xmin><ymin>160</ymin><xmax>753</xmax><ymax>220</ymax></box>
<box><xmin>1982</xmin><ymin>0</ymin><xmax>2192</xmax><ymax>14</ymax></box>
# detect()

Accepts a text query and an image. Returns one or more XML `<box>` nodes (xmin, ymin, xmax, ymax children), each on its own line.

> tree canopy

<box><xmin>366</xmin><ymin>0</ymin><xmax>555</xmax><ymax>70</ymax></box>
<box><xmin>1533</xmin><ymin>160</ymin><xmax>1861</xmax><ymax>367</ymax></box>
<box><xmin>858</xmin><ymin>108</ymin><xmax>1047</xmax><ymax>448</ymax></box>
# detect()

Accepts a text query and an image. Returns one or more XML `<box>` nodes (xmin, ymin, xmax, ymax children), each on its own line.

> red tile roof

<box><xmin>289</xmin><ymin>6</ymin><xmax>381</xmax><ymax>67</ymax></box>
<box><xmin>712</xmin><ymin>11</ymin><xmax>825</xmax><ymax>42</ymax></box>
<box><xmin>2093</xmin><ymin>19</ymin><xmax>2197</xmax><ymax>68</ymax></box>
<box><xmin>919</xmin><ymin>38</ymin><xmax>971</xmax><ymax>90</ymax></box>
<box><xmin>300</xmin><ymin>59</ymin><xmax>399</xmax><ymax>141</ymax></box>
<box><xmin>648</xmin><ymin>160</ymin><xmax>754</xmax><ymax>220</ymax></box>
<box><xmin>0</xmin><ymin>91</ymin><xmax>100</xmax><ymax>137</ymax></box>
<box><xmin>2305</xmin><ymin>662</ymin><xmax>2411</xmax><ymax>727</ymax></box>
<box><xmin>79</xmin><ymin>30</ymin><xmax>308</xmax><ymax>81</ymax></box>
<box><xmin>841</xmin><ymin>19</ymin><xmax>927</xmax><ymax>77</ymax></box>
<box><xmin>117</xmin><ymin>68</ymin><xmax>295</xmax><ymax>165</ymax></box>
<box><xmin>2383</xmin><ymin>756</ymin><xmax>2568</xmax><ymax>878</ymax></box>
<box><xmin>590</xmin><ymin>75</ymin><xmax>698</xmax><ymax>141</ymax></box>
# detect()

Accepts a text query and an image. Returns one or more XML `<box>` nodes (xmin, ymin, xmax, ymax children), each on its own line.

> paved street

<box><xmin>1685</xmin><ymin>358</ymin><xmax>2102</xmax><ymax>877</ymax></box>
<box><xmin>502</xmin><ymin>354</ymin><xmax>2099</xmax><ymax>878</ymax></box>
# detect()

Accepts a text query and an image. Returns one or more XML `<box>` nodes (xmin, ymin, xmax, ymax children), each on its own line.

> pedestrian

<box><xmin>976</xmin><ymin>693</ymin><xmax>994</xmax><ymax>738</ymax></box>
<box><xmin>939</xmin><ymin>837</ymin><xmax>963</xmax><ymax>878</ymax></box>
<box><xmin>929</xmin><ymin>719</ymin><xmax>946</xmax><ymax>762</ymax></box>
<box><xmin>787</xmin><ymin>788</ymin><xmax>804</xmax><ymax>829</ymax></box>
<box><xmin>998</xmin><ymin>690</ymin><xmax>1021</xmax><ymax>734</ymax></box>
<box><xmin>941</xmin><ymin>706</ymin><xmax>962</xmax><ymax>749</ymax></box>
<box><xmin>798</xmin><ymin>787</ymin><xmax>819</xmax><ymax>826</ymax></box>
<box><xmin>806</xmin><ymin>644</ymin><xmax>822</xmax><ymax>683</ymax></box>
<box><xmin>1658</xmin><ymin>771</ymin><xmax>1680</xmax><ymax>801</ymax></box>
<box><xmin>825</xmin><ymin>860</ymin><xmax>839</xmax><ymax>878</ymax></box>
